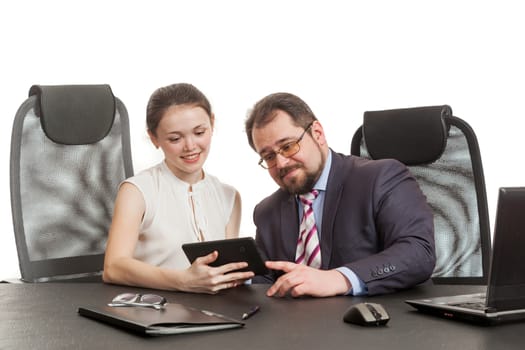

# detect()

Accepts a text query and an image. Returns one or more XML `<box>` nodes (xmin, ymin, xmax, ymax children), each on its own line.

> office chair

<box><xmin>9</xmin><ymin>84</ymin><xmax>134</xmax><ymax>282</ymax></box>
<box><xmin>350</xmin><ymin>105</ymin><xmax>491</xmax><ymax>284</ymax></box>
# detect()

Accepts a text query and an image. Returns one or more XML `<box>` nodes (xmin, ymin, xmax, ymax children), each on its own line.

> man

<box><xmin>245</xmin><ymin>92</ymin><xmax>436</xmax><ymax>297</ymax></box>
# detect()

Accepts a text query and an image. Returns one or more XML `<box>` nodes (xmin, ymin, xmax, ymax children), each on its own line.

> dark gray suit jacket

<box><xmin>253</xmin><ymin>150</ymin><xmax>436</xmax><ymax>295</ymax></box>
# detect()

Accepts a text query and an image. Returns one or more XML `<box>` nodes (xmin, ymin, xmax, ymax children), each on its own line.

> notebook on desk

<box><xmin>78</xmin><ymin>302</ymin><xmax>244</xmax><ymax>336</ymax></box>
<box><xmin>406</xmin><ymin>187</ymin><xmax>525</xmax><ymax>325</ymax></box>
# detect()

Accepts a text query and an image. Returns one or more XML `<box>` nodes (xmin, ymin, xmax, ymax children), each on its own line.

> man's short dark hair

<box><xmin>245</xmin><ymin>92</ymin><xmax>317</xmax><ymax>150</ymax></box>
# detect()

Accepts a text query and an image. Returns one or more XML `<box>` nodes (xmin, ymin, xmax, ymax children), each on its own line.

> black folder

<box><xmin>78</xmin><ymin>303</ymin><xmax>244</xmax><ymax>336</ymax></box>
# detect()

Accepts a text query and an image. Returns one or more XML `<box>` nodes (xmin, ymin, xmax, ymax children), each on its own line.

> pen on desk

<box><xmin>242</xmin><ymin>305</ymin><xmax>261</xmax><ymax>320</ymax></box>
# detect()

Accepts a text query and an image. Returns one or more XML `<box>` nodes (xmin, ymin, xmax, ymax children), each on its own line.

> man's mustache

<box><xmin>279</xmin><ymin>164</ymin><xmax>302</xmax><ymax>179</ymax></box>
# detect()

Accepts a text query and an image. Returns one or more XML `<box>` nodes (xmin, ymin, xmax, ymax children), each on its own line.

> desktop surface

<box><xmin>1</xmin><ymin>283</ymin><xmax>525</xmax><ymax>349</ymax></box>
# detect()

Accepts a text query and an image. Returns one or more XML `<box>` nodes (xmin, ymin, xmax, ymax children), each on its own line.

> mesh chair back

<box><xmin>351</xmin><ymin>105</ymin><xmax>491</xmax><ymax>284</ymax></box>
<box><xmin>10</xmin><ymin>85</ymin><xmax>133</xmax><ymax>282</ymax></box>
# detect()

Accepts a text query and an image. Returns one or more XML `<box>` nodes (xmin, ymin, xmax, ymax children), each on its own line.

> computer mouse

<box><xmin>343</xmin><ymin>302</ymin><xmax>390</xmax><ymax>326</ymax></box>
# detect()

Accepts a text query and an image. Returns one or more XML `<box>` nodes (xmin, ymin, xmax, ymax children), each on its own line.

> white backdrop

<box><xmin>1</xmin><ymin>0</ymin><xmax>524</xmax><ymax>279</ymax></box>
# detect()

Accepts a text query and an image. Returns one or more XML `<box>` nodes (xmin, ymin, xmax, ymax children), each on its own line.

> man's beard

<box><xmin>279</xmin><ymin>162</ymin><xmax>323</xmax><ymax>195</ymax></box>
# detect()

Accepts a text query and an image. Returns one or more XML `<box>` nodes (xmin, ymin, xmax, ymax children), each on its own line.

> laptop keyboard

<box><xmin>449</xmin><ymin>294</ymin><xmax>487</xmax><ymax>311</ymax></box>
<box><xmin>449</xmin><ymin>301</ymin><xmax>487</xmax><ymax>311</ymax></box>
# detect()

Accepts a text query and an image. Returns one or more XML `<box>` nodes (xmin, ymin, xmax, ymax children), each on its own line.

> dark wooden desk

<box><xmin>1</xmin><ymin>283</ymin><xmax>524</xmax><ymax>349</ymax></box>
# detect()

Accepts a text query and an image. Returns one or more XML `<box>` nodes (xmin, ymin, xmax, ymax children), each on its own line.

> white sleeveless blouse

<box><xmin>125</xmin><ymin>161</ymin><xmax>237</xmax><ymax>269</ymax></box>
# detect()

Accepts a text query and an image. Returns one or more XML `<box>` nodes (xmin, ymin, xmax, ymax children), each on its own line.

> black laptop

<box><xmin>406</xmin><ymin>187</ymin><xmax>525</xmax><ymax>325</ymax></box>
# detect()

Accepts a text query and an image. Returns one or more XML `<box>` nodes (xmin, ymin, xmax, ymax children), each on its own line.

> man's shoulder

<box><xmin>332</xmin><ymin>152</ymin><xmax>406</xmax><ymax>176</ymax></box>
<box><xmin>255</xmin><ymin>188</ymin><xmax>290</xmax><ymax>213</ymax></box>
<box><xmin>259</xmin><ymin>187</ymin><xmax>290</xmax><ymax>203</ymax></box>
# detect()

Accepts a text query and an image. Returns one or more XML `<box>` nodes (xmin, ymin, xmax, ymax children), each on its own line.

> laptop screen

<box><xmin>487</xmin><ymin>187</ymin><xmax>525</xmax><ymax>311</ymax></box>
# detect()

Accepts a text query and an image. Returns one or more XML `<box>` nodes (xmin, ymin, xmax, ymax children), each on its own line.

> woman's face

<box><xmin>149</xmin><ymin>104</ymin><xmax>213</xmax><ymax>184</ymax></box>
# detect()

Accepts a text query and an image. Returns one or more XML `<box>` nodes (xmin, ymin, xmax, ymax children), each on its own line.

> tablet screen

<box><xmin>182</xmin><ymin>237</ymin><xmax>268</xmax><ymax>275</ymax></box>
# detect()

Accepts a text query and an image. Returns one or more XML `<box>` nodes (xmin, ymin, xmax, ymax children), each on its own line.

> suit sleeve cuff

<box><xmin>336</xmin><ymin>267</ymin><xmax>368</xmax><ymax>296</ymax></box>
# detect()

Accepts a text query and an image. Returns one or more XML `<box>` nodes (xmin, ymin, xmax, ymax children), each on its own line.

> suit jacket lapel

<box><xmin>281</xmin><ymin>192</ymin><xmax>300</xmax><ymax>261</ymax></box>
<box><xmin>320</xmin><ymin>151</ymin><xmax>346</xmax><ymax>268</ymax></box>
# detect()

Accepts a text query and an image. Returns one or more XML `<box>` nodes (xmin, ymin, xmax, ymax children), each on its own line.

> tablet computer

<box><xmin>182</xmin><ymin>237</ymin><xmax>268</xmax><ymax>275</ymax></box>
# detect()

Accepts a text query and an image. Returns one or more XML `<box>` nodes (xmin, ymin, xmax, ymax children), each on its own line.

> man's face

<box><xmin>251</xmin><ymin>110</ymin><xmax>327</xmax><ymax>194</ymax></box>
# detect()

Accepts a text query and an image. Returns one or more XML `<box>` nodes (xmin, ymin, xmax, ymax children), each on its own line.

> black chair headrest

<box><xmin>362</xmin><ymin>105</ymin><xmax>451</xmax><ymax>165</ymax></box>
<box><xmin>29</xmin><ymin>84</ymin><xmax>116</xmax><ymax>145</ymax></box>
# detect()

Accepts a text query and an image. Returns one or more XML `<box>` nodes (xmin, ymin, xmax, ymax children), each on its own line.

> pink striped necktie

<box><xmin>295</xmin><ymin>189</ymin><xmax>321</xmax><ymax>268</ymax></box>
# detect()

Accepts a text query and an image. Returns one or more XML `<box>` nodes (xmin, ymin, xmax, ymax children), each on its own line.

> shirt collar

<box><xmin>313</xmin><ymin>150</ymin><xmax>331</xmax><ymax>192</ymax></box>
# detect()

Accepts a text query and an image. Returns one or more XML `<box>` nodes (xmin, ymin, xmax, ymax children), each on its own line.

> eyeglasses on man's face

<box><xmin>258</xmin><ymin>122</ymin><xmax>313</xmax><ymax>169</ymax></box>
<box><xmin>107</xmin><ymin>293</ymin><xmax>167</xmax><ymax>310</ymax></box>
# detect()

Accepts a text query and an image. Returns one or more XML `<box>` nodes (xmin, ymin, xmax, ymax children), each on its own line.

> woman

<box><xmin>103</xmin><ymin>83</ymin><xmax>253</xmax><ymax>293</ymax></box>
